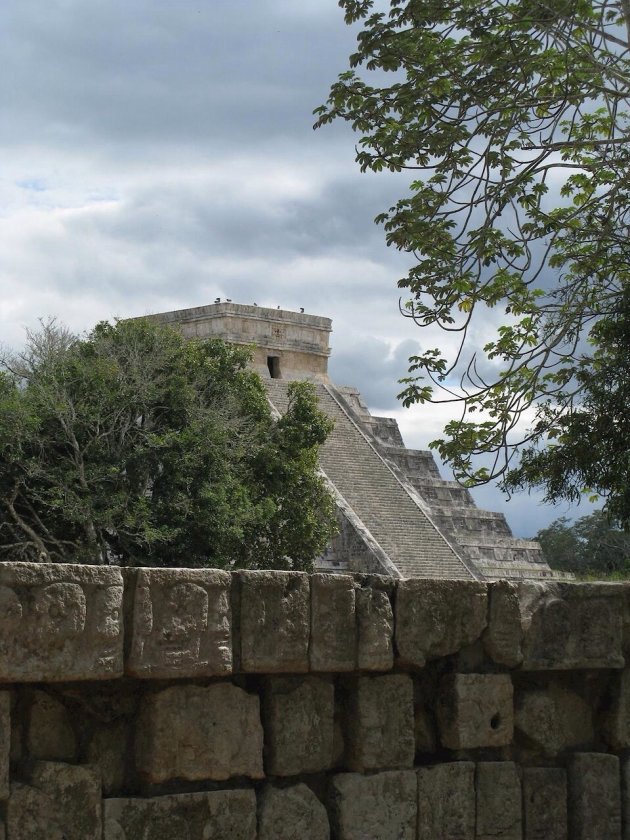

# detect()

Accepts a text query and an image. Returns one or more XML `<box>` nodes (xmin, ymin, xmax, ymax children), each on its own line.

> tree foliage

<box><xmin>535</xmin><ymin>510</ymin><xmax>630</xmax><ymax>575</ymax></box>
<box><xmin>0</xmin><ymin>319</ymin><xmax>336</xmax><ymax>569</ymax></box>
<box><xmin>316</xmin><ymin>0</ymin><xmax>630</xmax><ymax>520</ymax></box>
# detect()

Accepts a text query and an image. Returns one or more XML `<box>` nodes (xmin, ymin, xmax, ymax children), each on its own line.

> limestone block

<box><xmin>395</xmin><ymin>580</ymin><xmax>487</xmax><ymax>668</ymax></box>
<box><xmin>26</xmin><ymin>690</ymin><xmax>77</xmax><ymax>762</ymax></box>
<box><xmin>605</xmin><ymin>668</ymin><xmax>630</xmax><ymax>750</ymax></box>
<box><xmin>621</xmin><ymin>583</ymin><xmax>630</xmax><ymax>659</ymax></box>
<box><xmin>0</xmin><ymin>562</ymin><xmax>123</xmax><ymax>681</ymax></box>
<box><xmin>0</xmin><ymin>693</ymin><xmax>9</xmax><ymax>800</ymax></box>
<box><xmin>475</xmin><ymin>762</ymin><xmax>522</xmax><ymax>840</ymax></box>
<box><xmin>437</xmin><ymin>674</ymin><xmax>513</xmax><ymax>750</ymax></box>
<box><xmin>518</xmin><ymin>582</ymin><xmax>624</xmax><ymax>670</ymax></box>
<box><xmin>344</xmin><ymin>674</ymin><xmax>415</xmax><ymax>771</ymax></box>
<box><xmin>515</xmin><ymin>683</ymin><xmax>593</xmax><ymax>756</ymax></box>
<box><xmin>135</xmin><ymin>682</ymin><xmax>264</xmax><ymax>783</ymax></box>
<box><xmin>522</xmin><ymin>767</ymin><xmax>567</xmax><ymax>840</ymax></box>
<box><xmin>483</xmin><ymin>581</ymin><xmax>523</xmax><ymax>667</ymax></box>
<box><xmin>85</xmin><ymin>719</ymin><xmax>129</xmax><ymax>794</ymax></box>
<box><xmin>356</xmin><ymin>578</ymin><xmax>394</xmax><ymax>671</ymax></box>
<box><xmin>329</xmin><ymin>770</ymin><xmax>417</xmax><ymax>840</ymax></box>
<box><xmin>126</xmin><ymin>567</ymin><xmax>231</xmax><ymax>678</ymax></box>
<box><xmin>568</xmin><ymin>753</ymin><xmax>622</xmax><ymax>840</ymax></box>
<box><xmin>8</xmin><ymin>762</ymin><xmax>102</xmax><ymax>840</ymax></box>
<box><xmin>310</xmin><ymin>574</ymin><xmax>356</xmax><ymax>671</ymax></box>
<box><xmin>622</xmin><ymin>757</ymin><xmax>630</xmax><ymax>840</ymax></box>
<box><xmin>103</xmin><ymin>789</ymin><xmax>256</xmax><ymax>840</ymax></box>
<box><xmin>417</xmin><ymin>762</ymin><xmax>475</xmax><ymax>839</ymax></box>
<box><xmin>7</xmin><ymin>783</ymin><xmax>62</xmax><ymax>840</ymax></box>
<box><xmin>238</xmin><ymin>571</ymin><xmax>309</xmax><ymax>672</ymax></box>
<box><xmin>258</xmin><ymin>784</ymin><xmax>330</xmax><ymax>840</ymax></box>
<box><xmin>263</xmin><ymin>676</ymin><xmax>334</xmax><ymax>776</ymax></box>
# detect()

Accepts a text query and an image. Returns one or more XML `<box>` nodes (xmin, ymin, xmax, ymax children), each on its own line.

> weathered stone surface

<box><xmin>26</xmin><ymin>690</ymin><xmax>77</xmax><ymax>762</ymax></box>
<box><xmin>344</xmin><ymin>674</ymin><xmax>415</xmax><ymax>771</ymax></box>
<box><xmin>515</xmin><ymin>683</ymin><xmax>593</xmax><ymax>756</ymax></box>
<box><xmin>395</xmin><ymin>580</ymin><xmax>487</xmax><ymax>668</ymax></box>
<box><xmin>417</xmin><ymin>762</ymin><xmax>475</xmax><ymax>839</ymax></box>
<box><xmin>7</xmin><ymin>783</ymin><xmax>61</xmax><ymax>840</ymax></box>
<box><xmin>356</xmin><ymin>578</ymin><xmax>394</xmax><ymax>671</ymax></box>
<box><xmin>518</xmin><ymin>582</ymin><xmax>624</xmax><ymax>670</ymax></box>
<box><xmin>135</xmin><ymin>683</ymin><xmax>264</xmax><ymax>783</ymax></box>
<box><xmin>238</xmin><ymin>571</ymin><xmax>309</xmax><ymax>672</ymax></box>
<box><xmin>104</xmin><ymin>789</ymin><xmax>256</xmax><ymax>839</ymax></box>
<box><xmin>86</xmin><ymin>719</ymin><xmax>129</xmax><ymax>794</ymax></box>
<box><xmin>0</xmin><ymin>562</ymin><xmax>123</xmax><ymax>681</ymax></box>
<box><xmin>127</xmin><ymin>567</ymin><xmax>231</xmax><ymax>678</ymax></box>
<box><xmin>310</xmin><ymin>574</ymin><xmax>356</xmax><ymax>671</ymax></box>
<box><xmin>605</xmin><ymin>668</ymin><xmax>630</xmax><ymax>750</ymax></box>
<box><xmin>522</xmin><ymin>767</ymin><xmax>567</xmax><ymax>840</ymax></box>
<box><xmin>568</xmin><ymin>753</ymin><xmax>621</xmax><ymax>840</ymax></box>
<box><xmin>258</xmin><ymin>784</ymin><xmax>330</xmax><ymax>840</ymax></box>
<box><xmin>329</xmin><ymin>770</ymin><xmax>417</xmax><ymax>840</ymax></box>
<box><xmin>622</xmin><ymin>756</ymin><xmax>630</xmax><ymax>840</ymax></box>
<box><xmin>264</xmin><ymin>676</ymin><xmax>334</xmax><ymax>776</ymax></box>
<box><xmin>437</xmin><ymin>674</ymin><xmax>513</xmax><ymax>750</ymax></box>
<box><xmin>475</xmin><ymin>762</ymin><xmax>522</xmax><ymax>840</ymax></box>
<box><xmin>8</xmin><ymin>762</ymin><xmax>102</xmax><ymax>840</ymax></box>
<box><xmin>414</xmin><ymin>702</ymin><xmax>437</xmax><ymax>754</ymax></box>
<box><xmin>0</xmin><ymin>693</ymin><xmax>8</xmax><ymax>800</ymax></box>
<box><xmin>483</xmin><ymin>581</ymin><xmax>523</xmax><ymax>667</ymax></box>
<box><xmin>9</xmin><ymin>698</ymin><xmax>20</xmax><ymax>765</ymax></box>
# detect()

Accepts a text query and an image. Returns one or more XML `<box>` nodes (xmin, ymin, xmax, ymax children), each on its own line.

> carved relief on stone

<box><xmin>127</xmin><ymin>568</ymin><xmax>231</xmax><ymax>678</ymax></box>
<box><xmin>395</xmin><ymin>580</ymin><xmax>487</xmax><ymax>668</ymax></box>
<box><xmin>238</xmin><ymin>571</ymin><xmax>310</xmax><ymax>673</ymax></box>
<box><xmin>310</xmin><ymin>574</ymin><xmax>356</xmax><ymax>672</ymax></box>
<box><xmin>0</xmin><ymin>563</ymin><xmax>123</xmax><ymax>682</ymax></box>
<box><xmin>519</xmin><ymin>583</ymin><xmax>624</xmax><ymax>670</ymax></box>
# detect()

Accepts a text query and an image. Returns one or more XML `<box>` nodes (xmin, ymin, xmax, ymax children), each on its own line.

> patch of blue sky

<box><xmin>16</xmin><ymin>178</ymin><xmax>47</xmax><ymax>192</ymax></box>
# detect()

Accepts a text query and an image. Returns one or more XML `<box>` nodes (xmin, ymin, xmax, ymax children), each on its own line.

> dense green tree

<box><xmin>505</xmin><ymin>288</ymin><xmax>630</xmax><ymax>522</ymax></box>
<box><xmin>535</xmin><ymin>510</ymin><xmax>630</xmax><ymax>575</ymax></box>
<box><xmin>316</xmin><ymin>0</ymin><xmax>630</xmax><ymax>519</ymax></box>
<box><xmin>0</xmin><ymin>319</ymin><xmax>336</xmax><ymax>569</ymax></box>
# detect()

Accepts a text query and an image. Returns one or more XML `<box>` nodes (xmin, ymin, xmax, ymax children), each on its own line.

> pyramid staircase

<box><xmin>265</xmin><ymin>380</ymin><xmax>480</xmax><ymax>580</ymax></box>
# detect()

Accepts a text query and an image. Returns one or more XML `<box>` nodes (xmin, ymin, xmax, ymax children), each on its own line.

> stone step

<box><xmin>265</xmin><ymin>380</ymin><xmax>479</xmax><ymax>581</ymax></box>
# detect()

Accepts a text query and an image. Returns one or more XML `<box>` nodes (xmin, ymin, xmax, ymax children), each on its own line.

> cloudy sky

<box><xmin>0</xmin><ymin>0</ymin><xmax>592</xmax><ymax>536</ymax></box>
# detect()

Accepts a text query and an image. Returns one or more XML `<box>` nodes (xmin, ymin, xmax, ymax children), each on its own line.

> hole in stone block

<box><xmin>490</xmin><ymin>713</ymin><xmax>501</xmax><ymax>730</ymax></box>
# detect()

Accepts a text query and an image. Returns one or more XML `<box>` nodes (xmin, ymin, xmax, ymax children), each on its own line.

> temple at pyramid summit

<box><xmin>147</xmin><ymin>301</ymin><xmax>567</xmax><ymax>581</ymax></box>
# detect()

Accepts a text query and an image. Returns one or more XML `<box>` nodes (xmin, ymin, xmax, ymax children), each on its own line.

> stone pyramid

<box><xmin>147</xmin><ymin>302</ymin><xmax>566</xmax><ymax>581</ymax></box>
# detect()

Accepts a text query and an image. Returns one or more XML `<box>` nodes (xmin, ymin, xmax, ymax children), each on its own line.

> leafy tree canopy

<box><xmin>0</xmin><ymin>318</ymin><xmax>336</xmax><ymax>569</ymax></box>
<box><xmin>316</xmin><ymin>0</ymin><xmax>630</xmax><ymax>521</ymax></box>
<box><xmin>535</xmin><ymin>510</ymin><xmax>630</xmax><ymax>575</ymax></box>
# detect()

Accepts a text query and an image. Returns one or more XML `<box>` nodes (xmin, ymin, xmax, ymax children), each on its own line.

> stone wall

<box><xmin>0</xmin><ymin>563</ymin><xmax>630</xmax><ymax>838</ymax></box>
